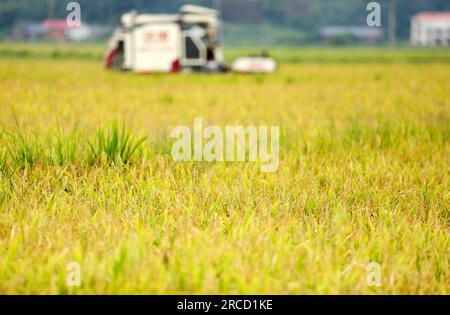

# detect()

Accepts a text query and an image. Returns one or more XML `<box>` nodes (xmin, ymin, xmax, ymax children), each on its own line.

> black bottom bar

<box><xmin>1</xmin><ymin>295</ymin><xmax>448</xmax><ymax>313</ymax></box>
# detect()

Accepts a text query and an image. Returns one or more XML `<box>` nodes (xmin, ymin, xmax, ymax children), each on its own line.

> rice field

<box><xmin>0</xmin><ymin>45</ymin><xmax>448</xmax><ymax>294</ymax></box>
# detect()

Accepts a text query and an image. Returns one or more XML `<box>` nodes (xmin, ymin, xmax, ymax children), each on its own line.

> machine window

<box><xmin>185</xmin><ymin>36</ymin><xmax>201</xmax><ymax>60</ymax></box>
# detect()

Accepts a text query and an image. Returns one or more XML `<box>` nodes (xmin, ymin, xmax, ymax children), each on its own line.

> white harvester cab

<box><xmin>105</xmin><ymin>5</ymin><xmax>227</xmax><ymax>73</ymax></box>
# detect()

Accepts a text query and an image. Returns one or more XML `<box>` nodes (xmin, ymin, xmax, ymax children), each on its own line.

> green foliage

<box><xmin>0</xmin><ymin>149</ymin><xmax>7</xmax><ymax>174</ymax></box>
<box><xmin>50</xmin><ymin>127</ymin><xmax>79</xmax><ymax>166</ymax></box>
<box><xmin>329</xmin><ymin>35</ymin><xmax>358</xmax><ymax>46</ymax></box>
<box><xmin>9</xmin><ymin>130</ymin><xmax>43</xmax><ymax>169</ymax></box>
<box><xmin>88</xmin><ymin>121</ymin><xmax>147</xmax><ymax>166</ymax></box>
<box><xmin>2</xmin><ymin>122</ymin><xmax>146</xmax><ymax>169</ymax></box>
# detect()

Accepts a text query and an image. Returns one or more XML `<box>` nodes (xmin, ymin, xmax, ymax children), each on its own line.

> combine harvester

<box><xmin>105</xmin><ymin>5</ymin><xmax>276</xmax><ymax>74</ymax></box>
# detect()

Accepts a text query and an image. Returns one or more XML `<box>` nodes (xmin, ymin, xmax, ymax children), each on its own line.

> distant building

<box><xmin>13</xmin><ymin>22</ymin><xmax>48</xmax><ymax>39</ymax></box>
<box><xmin>13</xmin><ymin>19</ymin><xmax>109</xmax><ymax>42</ymax></box>
<box><xmin>411</xmin><ymin>12</ymin><xmax>450</xmax><ymax>46</ymax></box>
<box><xmin>319</xmin><ymin>26</ymin><xmax>383</xmax><ymax>44</ymax></box>
<box><xmin>42</xmin><ymin>19</ymin><xmax>68</xmax><ymax>40</ymax></box>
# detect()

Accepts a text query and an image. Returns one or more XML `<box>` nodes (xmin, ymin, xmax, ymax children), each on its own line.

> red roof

<box><xmin>42</xmin><ymin>19</ymin><xmax>68</xmax><ymax>30</ymax></box>
<box><xmin>413</xmin><ymin>12</ymin><xmax>450</xmax><ymax>21</ymax></box>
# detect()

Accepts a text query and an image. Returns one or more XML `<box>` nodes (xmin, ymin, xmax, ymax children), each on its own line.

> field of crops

<box><xmin>0</xmin><ymin>44</ymin><xmax>448</xmax><ymax>294</ymax></box>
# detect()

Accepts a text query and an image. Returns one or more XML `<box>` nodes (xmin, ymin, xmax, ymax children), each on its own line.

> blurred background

<box><xmin>1</xmin><ymin>0</ymin><xmax>449</xmax><ymax>47</ymax></box>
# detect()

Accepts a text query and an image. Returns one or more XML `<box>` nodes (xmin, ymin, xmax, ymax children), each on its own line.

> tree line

<box><xmin>1</xmin><ymin>0</ymin><xmax>449</xmax><ymax>42</ymax></box>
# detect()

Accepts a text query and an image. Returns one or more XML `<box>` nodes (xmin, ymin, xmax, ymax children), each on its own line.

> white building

<box><xmin>411</xmin><ymin>12</ymin><xmax>450</xmax><ymax>46</ymax></box>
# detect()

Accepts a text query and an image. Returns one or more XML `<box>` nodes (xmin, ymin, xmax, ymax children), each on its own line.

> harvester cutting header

<box><xmin>105</xmin><ymin>5</ymin><xmax>276</xmax><ymax>74</ymax></box>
